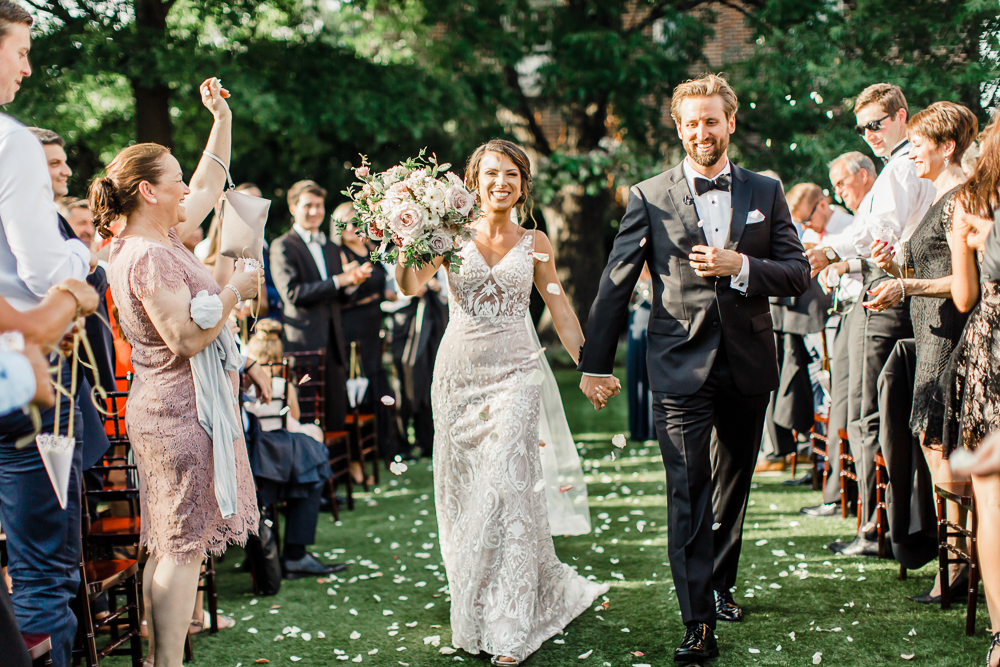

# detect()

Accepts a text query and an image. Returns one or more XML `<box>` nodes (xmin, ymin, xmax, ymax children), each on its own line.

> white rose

<box><xmin>446</xmin><ymin>185</ymin><xmax>474</xmax><ymax>217</ymax></box>
<box><xmin>424</xmin><ymin>186</ymin><xmax>447</xmax><ymax>217</ymax></box>
<box><xmin>444</xmin><ymin>171</ymin><xmax>465</xmax><ymax>189</ymax></box>
<box><xmin>388</xmin><ymin>202</ymin><xmax>427</xmax><ymax>241</ymax></box>
<box><xmin>428</xmin><ymin>230</ymin><xmax>453</xmax><ymax>255</ymax></box>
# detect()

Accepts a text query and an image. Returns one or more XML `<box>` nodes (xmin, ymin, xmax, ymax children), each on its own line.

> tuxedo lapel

<box><xmin>726</xmin><ymin>164</ymin><xmax>751</xmax><ymax>251</ymax></box>
<box><xmin>322</xmin><ymin>241</ymin><xmax>342</xmax><ymax>278</ymax></box>
<box><xmin>286</xmin><ymin>231</ymin><xmax>321</xmax><ymax>282</ymax></box>
<box><xmin>664</xmin><ymin>164</ymin><xmax>706</xmax><ymax>246</ymax></box>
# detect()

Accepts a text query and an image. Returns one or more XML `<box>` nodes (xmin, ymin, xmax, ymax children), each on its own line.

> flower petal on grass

<box><xmin>390</xmin><ymin>461</ymin><xmax>408</xmax><ymax>475</ymax></box>
<box><xmin>578</xmin><ymin>649</ymin><xmax>593</xmax><ymax>659</ymax></box>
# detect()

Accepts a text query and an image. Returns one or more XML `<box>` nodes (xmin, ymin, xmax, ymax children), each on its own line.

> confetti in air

<box><xmin>389</xmin><ymin>458</ymin><xmax>408</xmax><ymax>475</ymax></box>
<box><xmin>611</xmin><ymin>434</ymin><xmax>626</xmax><ymax>449</ymax></box>
<box><xmin>533</xmin><ymin>479</ymin><xmax>546</xmax><ymax>493</ymax></box>
<box><xmin>546</xmin><ymin>283</ymin><xmax>561</xmax><ymax>295</ymax></box>
<box><xmin>559</xmin><ymin>485</ymin><xmax>574</xmax><ymax>493</ymax></box>
<box><xmin>529</xmin><ymin>347</ymin><xmax>547</xmax><ymax>360</ymax></box>
<box><xmin>297</xmin><ymin>374</ymin><xmax>311</xmax><ymax>385</ymax></box>
<box><xmin>532</xmin><ymin>252</ymin><xmax>550</xmax><ymax>262</ymax></box>
<box><xmin>639</xmin><ymin>237</ymin><xmax>647</xmax><ymax>247</ymax></box>
<box><xmin>380</xmin><ymin>395</ymin><xmax>396</xmax><ymax>406</ymax></box>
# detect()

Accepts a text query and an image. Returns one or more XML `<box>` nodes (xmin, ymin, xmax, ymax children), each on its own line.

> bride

<box><xmin>396</xmin><ymin>139</ymin><xmax>616</xmax><ymax>665</ymax></box>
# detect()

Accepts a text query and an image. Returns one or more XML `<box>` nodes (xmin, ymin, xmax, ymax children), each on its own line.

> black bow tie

<box><xmin>693</xmin><ymin>174</ymin><xmax>731</xmax><ymax>196</ymax></box>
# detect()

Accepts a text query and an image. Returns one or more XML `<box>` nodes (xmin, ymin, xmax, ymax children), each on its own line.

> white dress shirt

<box><xmin>293</xmin><ymin>223</ymin><xmax>332</xmax><ymax>283</ymax></box>
<box><xmin>0</xmin><ymin>114</ymin><xmax>90</xmax><ymax>311</ymax></box>
<box><xmin>825</xmin><ymin>140</ymin><xmax>936</xmax><ymax>262</ymax></box>
<box><xmin>681</xmin><ymin>158</ymin><xmax>750</xmax><ymax>293</ymax></box>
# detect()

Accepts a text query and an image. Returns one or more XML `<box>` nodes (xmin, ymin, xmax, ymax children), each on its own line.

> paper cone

<box><xmin>347</xmin><ymin>378</ymin><xmax>369</xmax><ymax>408</ymax></box>
<box><xmin>36</xmin><ymin>434</ymin><xmax>75</xmax><ymax>510</ymax></box>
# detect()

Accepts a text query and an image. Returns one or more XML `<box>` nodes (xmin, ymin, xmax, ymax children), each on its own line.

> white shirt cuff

<box><xmin>332</xmin><ymin>275</ymin><xmax>340</xmax><ymax>290</ymax></box>
<box><xmin>828</xmin><ymin>239</ymin><xmax>856</xmax><ymax>262</ymax></box>
<box><xmin>582</xmin><ymin>373</ymin><xmax>612</xmax><ymax>377</ymax></box>
<box><xmin>730</xmin><ymin>254</ymin><xmax>750</xmax><ymax>293</ymax></box>
<box><xmin>846</xmin><ymin>258</ymin><xmax>864</xmax><ymax>274</ymax></box>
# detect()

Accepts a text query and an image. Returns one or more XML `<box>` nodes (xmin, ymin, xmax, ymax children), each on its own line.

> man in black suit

<box><xmin>579</xmin><ymin>74</ymin><xmax>809</xmax><ymax>662</ymax></box>
<box><xmin>270</xmin><ymin>180</ymin><xmax>371</xmax><ymax>431</ymax></box>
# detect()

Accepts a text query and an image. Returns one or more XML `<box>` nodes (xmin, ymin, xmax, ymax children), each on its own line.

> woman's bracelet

<box><xmin>897</xmin><ymin>277</ymin><xmax>906</xmax><ymax>301</ymax></box>
<box><xmin>223</xmin><ymin>283</ymin><xmax>242</xmax><ymax>302</ymax></box>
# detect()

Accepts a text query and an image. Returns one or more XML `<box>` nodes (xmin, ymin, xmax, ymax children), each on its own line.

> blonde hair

<box><xmin>247</xmin><ymin>319</ymin><xmax>284</xmax><ymax>367</ymax></box>
<box><xmin>786</xmin><ymin>183</ymin><xmax>823</xmax><ymax>217</ymax></box>
<box><xmin>853</xmin><ymin>83</ymin><xmax>908</xmax><ymax>120</ymax></box>
<box><xmin>670</xmin><ymin>73</ymin><xmax>739</xmax><ymax>124</ymax></box>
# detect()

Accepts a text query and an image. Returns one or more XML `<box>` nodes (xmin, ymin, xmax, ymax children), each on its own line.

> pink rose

<box><xmin>385</xmin><ymin>181</ymin><xmax>410</xmax><ymax>206</ymax></box>
<box><xmin>355</xmin><ymin>166</ymin><xmax>370</xmax><ymax>178</ymax></box>
<box><xmin>444</xmin><ymin>172</ymin><xmax>465</xmax><ymax>189</ymax></box>
<box><xmin>361</xmin><ymin>184</ymin><xmax>373</xmax><ymax>198</ymax></box>
<box><xmin>446</xmin><ymin>185</ymin><xmax>474</xmax><ymax>217</ymax></box>
<box><xmin>388</xmin><ymin>202</ymin><xmax>426</xmax><ymax>241</ymax></box>
<box><xmin>428</xmin><ymin>230</ymin><xmax>453</xmax><ymax>255</ymax></box>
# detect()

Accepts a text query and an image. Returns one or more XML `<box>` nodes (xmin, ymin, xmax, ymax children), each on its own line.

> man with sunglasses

<box><xmin>806</xmin><ymin>83</ymin><xmax>935</xmax><ymax>557</ymax></box>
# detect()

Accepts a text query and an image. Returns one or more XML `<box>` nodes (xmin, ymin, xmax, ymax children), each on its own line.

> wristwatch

<box><xmin>821</xmin><ymin>247</ymin><xmax>839</xmax><ymax>263</ymax></box>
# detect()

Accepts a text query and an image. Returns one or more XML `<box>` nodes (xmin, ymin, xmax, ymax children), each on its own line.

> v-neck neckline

<box><xmin>471</xmin><ymin>230</ymin><xmax>529</xmax><ymax>271</ymax></box>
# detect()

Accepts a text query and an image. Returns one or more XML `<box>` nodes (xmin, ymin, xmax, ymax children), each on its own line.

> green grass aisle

<box><xmin>113</xmin><ymin>370</ymin><xmax>988</xmax><ymax>666</ymax></box>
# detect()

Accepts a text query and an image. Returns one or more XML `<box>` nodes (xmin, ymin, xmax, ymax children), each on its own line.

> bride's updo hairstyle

<box><xmin>465</xmin><ymin>139</ymin><xmax>536</xmax><ymax>226</ymax></box>
<box><xmin>89</xmin><ymin>143</ymin><xmax>171</xmax><ymax>239</ymax></box>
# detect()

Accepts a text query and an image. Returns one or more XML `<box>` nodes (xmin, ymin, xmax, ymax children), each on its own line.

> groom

<box><xmin>579</xmin><ymin>74</ymin><xmax>809</xmax><ymax>662</ymax></box>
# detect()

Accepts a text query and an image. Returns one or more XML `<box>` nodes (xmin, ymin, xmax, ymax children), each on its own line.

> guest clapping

<box><xmin>97</xmin><ymin>77</ymin><xmax>261</xmax><ymax>667</ymax></box>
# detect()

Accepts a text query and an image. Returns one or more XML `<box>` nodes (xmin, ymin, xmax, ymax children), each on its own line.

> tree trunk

<box><xmin>541</xmin><ymin>184</ymin><xmax>613</xmax><ymax>334</ymax></box>
<box><xmin>132</xmin><ymin>82</ymin><xmax>174</xmax><ymax>148</ymax></box>
<box><xmin>132</xmin><ymin>0</ymin><xmax>173</xmax><ymax>148</ymax></box>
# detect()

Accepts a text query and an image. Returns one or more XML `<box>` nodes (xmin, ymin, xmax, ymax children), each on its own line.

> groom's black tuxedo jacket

<box><xmin>579</xmin><ymin>162</ymin><xmax>810</xmax><ymax>396</ymax></box>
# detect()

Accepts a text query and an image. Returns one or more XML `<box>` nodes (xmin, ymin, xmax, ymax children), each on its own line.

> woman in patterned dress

<box><xmin>395</xmin><ymin>140</ymin><xmax>613</xmax><ymax>665</ymax></box>
<box><xmin>94</xmin><ymin>78</ymin><xmax>261</xmax><ymax>667</ymax></box>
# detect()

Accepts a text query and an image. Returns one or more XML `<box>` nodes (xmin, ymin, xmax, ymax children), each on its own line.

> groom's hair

<box><xmin>670</xmin><ymin>73</ymin><xmax>739</xmax><ymax>124</ymax></box>
<box><xmin>853</xmin><ymin>83</ymin><xmax>908</xmax><ymax>122</ymax></box>
<box><xmin>0</xmin><ymin>1</ymin><xmax>31</xmax><ymax>46</ymax></box>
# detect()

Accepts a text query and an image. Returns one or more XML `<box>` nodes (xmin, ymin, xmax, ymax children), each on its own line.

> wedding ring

<box><xmin>702</xmin><ymin>263</ymin><xmax>709</xmax><ymax>271</ymax></box>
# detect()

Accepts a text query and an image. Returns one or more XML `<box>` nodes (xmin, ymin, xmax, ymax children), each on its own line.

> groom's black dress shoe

<box><xmin>714</xmin><ymin>589</ymin><xmax>744</xmax><ymax>622</ymax></box>
<box><xmin>674</xmin><ymin>622</ymin><xmax>718</xmax><ymax>663</ymax></box>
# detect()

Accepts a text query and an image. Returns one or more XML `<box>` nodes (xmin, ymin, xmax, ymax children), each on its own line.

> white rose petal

<box><xmin>381</xmin><ymin>395</ymin><xmax>396</xmax><ymax>406</ymax></box>
<box><xmin>749</xmin><ymin>648</ymin><xmax>760</xmax><ymax>654</ymax></box>
<box><xmin>611</xmin><ymin>434</ymin><xmax>627</xmax><ymax>449</ymax></box>
<box><xmin>350</xmin><ymin>631</ymin><xmax>361</xmax><ymax>639</ymax></box>
<box><xmin>578</xmin><ymin>649</ymin><xmax>594</xmax><ymax>659</ymax></box>
<box><xmin>390</xmin><ymin>461</ymin><xmax>408</xmax><ymax>475</ymax></box>
<box><xmin>440</xmin><ymin>647</ymin><xmax>457</xmax><ymax>655</ymax></box>
<box><xmin>546</xmin><ymin>283</ymin><xmax>561</xmax><ymax>295</ymax></box>
<box><xmin>523</xmin><ymin>369</ymin><xmax>545</xmax><ymax>386</ymax></box>
<box><xmin>533</xmin><ymin>479</ymin><xmax>546</xmax><ymax>493</ymax></box>
<box><xmin>248</xmin><ymin>628</ymin><xmax>258</xmax><ymax>634</ymax></box>
<box><xmin>532</xmin><ymin>252</ymin><xmax>550</xmax><ymax>262</ymax></box>
<box><xmin>813</xmin><ymin>651</ymin><xmax>823</xmax><ymax>664</ymax></box>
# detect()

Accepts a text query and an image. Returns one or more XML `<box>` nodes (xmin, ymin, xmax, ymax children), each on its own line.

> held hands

<box><xmin>579</xmin><ymin>374</ymin><xmax>621</xmax><ymax>411</ymax></box>
<box><xmin>869</xmin><ymin>239</ymin><xmax>899</xmax><ymax>275</ymax></box>
<box><xmin>689</xmin><ymin>246</ymin><xmax>742</xmax><ymax>278</ymax></box>
<box><xmin>229</xmin><ymin>259</ymin><xmax>263</xmax><ymax>301</ymax></box>
<box><xmin>199</xmin><ymin>77</ymin><xmax>231</xmax><ymax>120</ymax></box>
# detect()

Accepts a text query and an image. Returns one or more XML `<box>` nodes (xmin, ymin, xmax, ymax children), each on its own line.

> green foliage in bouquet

<box><xmin>340</xmin><ymin>149</ymin><xmax>479</xmax><ymax>272</ymax></box>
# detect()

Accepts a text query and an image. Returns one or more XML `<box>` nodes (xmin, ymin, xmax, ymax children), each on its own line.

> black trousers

<box><xmin>846</xmin><ymin>279</ymin><xmax>912</xmax><ymax>533</ymax></box>
<box><xmin>766</xmin><ymin>332</ymin><xmax>814</xmax><ymax>457</ymax></box>
<box><xmin>256</xmin><ymin>479</ymin><xmax>323</xmax><ymax>548</ymax></box>
<box><xmin>653</xmin><ymin>345</ymin><xmax>769</xmax><ymax>628</ymax></box>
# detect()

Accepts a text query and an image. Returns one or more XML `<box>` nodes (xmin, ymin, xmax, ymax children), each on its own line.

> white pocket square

<box><xmin>746</xmin><ymin>209</ymin><xmax>765</xmax><ymax>224</ymax></box>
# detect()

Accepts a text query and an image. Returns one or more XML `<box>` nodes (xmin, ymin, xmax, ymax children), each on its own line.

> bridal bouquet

<box><xmin>341</xmin><ymin>150</ymin><xmax>479</xmax><ymax>270</ymax></box>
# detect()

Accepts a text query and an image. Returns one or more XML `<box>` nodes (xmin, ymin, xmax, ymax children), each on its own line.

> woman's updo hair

<box><xmin>247</xmin><ymin>319</ymin><xmax>285</xmax><ymax>367</ymax></box>
<box><xmin>89</xmin><ymin>143</ymin><xmax>171</xmax><ymax>239</ymax></box>
<box><xmin>464</xmin><ymin>139</ymin><xmax>535</xmax><ymax>225</ymax></box>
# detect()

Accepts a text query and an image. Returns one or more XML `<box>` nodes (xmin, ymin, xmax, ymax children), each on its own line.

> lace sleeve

<box><xmin>128</xmin><ymin>244</ymin><xmax>188</xmax><ymax>300</ymax></box>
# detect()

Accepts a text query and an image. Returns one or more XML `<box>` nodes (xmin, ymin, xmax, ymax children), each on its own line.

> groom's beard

<box><xmin>684</xmin><ymin>135</ymin><xmax>729</xmax><ymax>168</ymax></box>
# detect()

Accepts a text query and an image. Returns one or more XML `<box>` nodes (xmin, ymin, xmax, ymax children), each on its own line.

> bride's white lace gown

<box><xmin>431</xmin><ymin>231</ymin><xmax>609</xmax><ymax>661</ymax></box>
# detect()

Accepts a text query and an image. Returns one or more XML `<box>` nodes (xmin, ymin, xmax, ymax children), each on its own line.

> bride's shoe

<box><xmin>492</xmin><ymin>656</ymin><xmax>521</xmax><ymax>666</ymax></box>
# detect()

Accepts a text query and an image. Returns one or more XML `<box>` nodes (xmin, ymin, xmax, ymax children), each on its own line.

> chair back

<box><xmin>256</xmin><ymin>359</ymin><xmax>290</xmax><ymax>431</ymax></box>
<box><xmin>283</xmin><ymin>350</ymin><xmax>326</xmax><ymax>431</ymax></box>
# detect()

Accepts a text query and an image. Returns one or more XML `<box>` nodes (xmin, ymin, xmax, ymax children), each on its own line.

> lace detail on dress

<box><xmin>108</xmin><ymin>227</ymin><xmax>258</xmax><ymax>565</ymax></box>
<box><xmin>122</xmin><ymin>229</ymin><xmax>190</xmax><ymax>299</ymax></box>
<box><xmin>431</xmin><ymin>231</ymin><xmax>606</xmax><ymax>661</ymax></box>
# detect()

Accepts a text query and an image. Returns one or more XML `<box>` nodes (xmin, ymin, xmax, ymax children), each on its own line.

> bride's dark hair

<box><xmin>464</xmin><ymin>139</ymin><xmax>537</xmax><ymax>227</ymax></box>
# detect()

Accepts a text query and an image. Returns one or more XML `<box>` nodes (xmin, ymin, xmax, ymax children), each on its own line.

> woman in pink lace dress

<box><xmin>94</xmin><ymin>78</ymin><xmax>261</xmax><ymax>667</ymax></box>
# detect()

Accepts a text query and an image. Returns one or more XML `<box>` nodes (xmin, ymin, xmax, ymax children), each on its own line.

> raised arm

<box><xmin>176</xmin><ymin>78</ymin><xmax>232</xmax><ymax>243</ymax></box>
